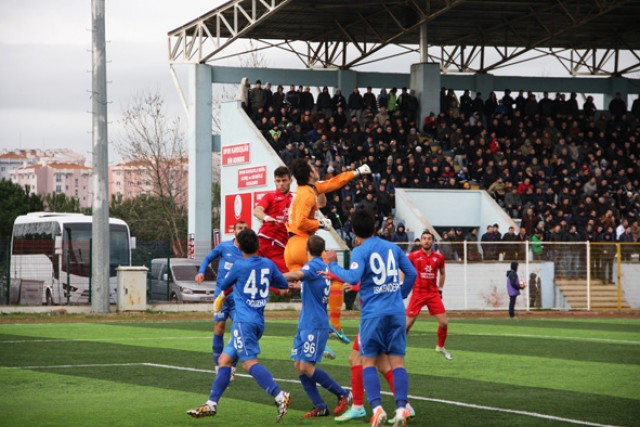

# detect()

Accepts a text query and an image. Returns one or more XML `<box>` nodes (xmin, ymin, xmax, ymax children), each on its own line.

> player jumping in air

<box><xmin>285</xmin><ymin>158</ymin><xmax>371</xmax><ymax>346</ymax></box>
<box><xmin>326</xmin><ymin>210</ymin><xmax>417</xmax><ymax>427</ymax></box>
<box><xmin>253</xmin><ymin>166</ymin><xmax>293</xmax><ymax>273</ymax></box>
<box><xmin>195</xmin><ymin>221</ymin><xmax>248</xmax><ymax>374</ymax></box>
<box><xmin>406</xmin><ymin>230</ymin><xmax>453</xmax><ymax>360</ymax></box>
<box><xmin>283</xmin><ymin>235</ymin><xmax>352</xmax><ymax>418</ymax></box>
<box><xmin>187</xmin><ymin>229</ymin><xmax>292</xmax><ymax>422</ymax></box>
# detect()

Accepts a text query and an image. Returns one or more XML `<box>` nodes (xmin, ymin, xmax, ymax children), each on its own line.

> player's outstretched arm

<box><xmin>283</xmin><ymin>271</ymin><xmax>305</xmax><ymax>282</ymax></box>
<box><xmin>326</xmin><ymin>250</ymin><xmax>364</xmax><ymax>285</ymax></box>
<box><xmin>399</xmin><ymin>252</ymin><xmax>417</xmax><ymax>299</ymax></box>
<box><xmin>270</xmin><ymin>264</ymin><xmax>290</xmax><ymax>296</ymax></box>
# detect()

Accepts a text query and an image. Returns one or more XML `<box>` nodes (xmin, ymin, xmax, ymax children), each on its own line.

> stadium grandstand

<box><xmin>168</xmin><ymin>0</ymin><xmax>640</xmax><ymax>311</ymax></box>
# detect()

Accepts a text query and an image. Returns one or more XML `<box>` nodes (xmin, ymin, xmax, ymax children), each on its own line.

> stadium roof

<box><xmin>168</xmin><ymin>0</ymin><xmax>640</xmax><ymax>75</ymax></box>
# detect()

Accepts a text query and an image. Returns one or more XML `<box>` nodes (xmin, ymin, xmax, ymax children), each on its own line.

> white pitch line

<box><xmin>3</xmin><ymin>363</ymin><xmax>147</xmax><ymax>370</ymax></box>
<box><xmin>409</xmin><ymin>332</ymin><xmax>640</xmax><ymax>345</ymax></box>
<box><xmin>144</xmin><ymin>363</ymin><xmax>626</xmax><ymax>427</ymax></box>
<box><xmin>0</xmin><ymin>336</ymin><xmax>211</xmax><ymax>344</ymax></box>
<box><xmin>2</xmin><ymin>362</ymin><xmax>626</xmax><ymax>427</ymax></box>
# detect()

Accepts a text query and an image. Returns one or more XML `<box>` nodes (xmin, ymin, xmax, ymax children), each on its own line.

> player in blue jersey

<box><xmin>326</xmin><ymin>210</ymin><xmax>417</xmax><ymax>427</ymax></box>
<box><xmin>195</xmin><ymin>221</ymin><xmax>247</xmax><ymax>370</ymax></box>
<box><xmin>283</xmin><ymin>235</ymin><xmax>352</xmax><ymax>418</ymax></box>
<box><xmin>187</xmin><ymin>229</ymin><xmax>292</xmax><ymax>422</ymax></box>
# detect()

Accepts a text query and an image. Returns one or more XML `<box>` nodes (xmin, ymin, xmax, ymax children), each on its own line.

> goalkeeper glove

<box><xmin>318</xmin><ymin>218</ymin><xmax>332</xmax><ymax>230</ymax></box>
<box><xmin>213</xmin><ymin>294</ymin><xmax>228</xmax><ymax>313</ymax></box>
<box><xmin>354</xmin><ymin>164</ymin><xmax>372</xmax><ymax>177</ymax></box>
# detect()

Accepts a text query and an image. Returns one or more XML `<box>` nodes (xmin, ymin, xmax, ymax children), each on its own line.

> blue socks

<box><xmin>299</xmin><ymin>375</ymin><xmax>326</xmax><ymax>409</ymax></box>
<box><xmin>392</xmin><ymin>367</ymin><xmax>409</xmax><ymax>408</ymax></box>
<box><xmin>363</xmin><ymin>366</ymin><xmax>381</xmax><ymax>408</ymax></box>
<box><xmin>213</xmin><ymin>334</ymin><xmax>224</xmax><ymax>365</ymax></box>
<box><xmin>249</xmin><ymin>363</ymin><xmax>281</xmax><ymax>397</ymax></box>
<box><xmin>311</xmin><ymin>368</ymin><xmax>347</xmax><ymax>397</ymax></box>
<box><xmin>209</xmin><ymin>366</ymin><xmax>231</xmax><ymax>402</ymax></box>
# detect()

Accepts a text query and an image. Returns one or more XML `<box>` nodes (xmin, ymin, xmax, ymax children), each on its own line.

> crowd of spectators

<box><xmin>237</xmin><ymin>78</ymin><xmax>640</xmax><ymax>257</ymax></box>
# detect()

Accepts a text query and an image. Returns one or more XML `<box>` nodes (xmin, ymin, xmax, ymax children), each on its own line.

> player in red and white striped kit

<box><xmin>406</xmin><ymin>230</ymin><xmax>453</xmax><ymax>360</ymax></box>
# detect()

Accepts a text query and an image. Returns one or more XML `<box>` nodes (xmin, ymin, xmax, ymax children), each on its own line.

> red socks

<box><xmin>437</xmin><ymin>325</ymin><xmax>448</xmax><ymax>348</ymax></box>
<box><xmin>351</xmin><ymin>365</ymin><xmax>364</xmax><ymax>406</ymax></box>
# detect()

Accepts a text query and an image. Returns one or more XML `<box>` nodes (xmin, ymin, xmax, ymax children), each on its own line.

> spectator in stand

<box><xmin>465</xmin><ymin>228</ymin><xmax>482</xmax><ymax>261</ymax></box>
<box><xmin>300</xmin><ymin>86</ymin><xmax>315</xmax><ymax>114</ymax></box>
<box><xmin>316</xmin><ymin>86</ymin><xmax>332</xmax><ymax>118</ymax></box>
<box><xmin>608</xmin><ymin>92</ymin><xmax>627</xmax><ymax>120</ymax></box>
<box><xmin>285</xmin><ymin>84</ymin><xmax>300</xmax><ymax>110</ymax></box>
<box><xmin>348</xmin><ymin>87</ymin><xmax>365</xmax><ymax>125</ymax></box>
<box><xmin>531</xmin><ymin>229</ymin><xmax>544</xmax><ymax>260</ymax></box>
<box><xmin>516</xmin><ymin>227</ymin><xmax>528</xmax><ymax>260</ymax></box>
<box><xmin>392</xmin><ymin>223</ymin><xmax>410</xmax><ymax>252</ymax></box>
<box><xmin>502</xmin><ymin>226</ymin><xmax>519</xmax><ymax>260</ymax></box>
<box><xmin>504</xmin><ymin>187</ymin><xmax>522</xmax><ymax>218</ymax></box>
<box><xmin>460</xmin><ymin>90</ymin><xmax>473</xmax><ymax>117</ymax></box>
<box><xmin>362</xmin><ymin>86</ymin><xmax>378</xmax><ymax>113</ymax></box>
<box><xmin>438</xmin><ymin>231</ymin><xmax>455</xmax><ymax>261</ymax></box>
<box><xmin>386</xmin><ymin>87</ymin><xmax>397</xmax><ymax>113</ymax></box>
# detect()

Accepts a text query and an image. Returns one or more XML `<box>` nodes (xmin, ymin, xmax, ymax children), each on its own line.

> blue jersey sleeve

<box><xmin>398</xmin><ymin>250</ymin><xmax>417</xmax><ymax>299</ymax></box>
<box><xmin>270</xmin><ymin>263</ymin><xmax>289</xmax><ymax>290</ymax></box>
<box><xmin>220</xmin><ymin>263</ymin><xmax>239</xmax><ymax>291</ymax></box>
<box><xmin>199</xmin><ymin>246</ymin><xmax>222</xmax><ymax>274</ymax></box>
<box><xmin>328</xmin><ymin>248</ymin><xmax>365</xmax><ymax>284</ymax></box>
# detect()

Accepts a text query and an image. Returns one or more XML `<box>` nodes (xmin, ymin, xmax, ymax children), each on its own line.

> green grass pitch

<box><xmin>0</xmin><ymin>315</ymin><xmax>639</xmax><ymax>426</ymax></box>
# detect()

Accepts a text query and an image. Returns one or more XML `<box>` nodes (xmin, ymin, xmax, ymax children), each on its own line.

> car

<box><xmin>149</xmin><ymin>258</ymin><xmax>216</xmax><ymax>303</ymax></box>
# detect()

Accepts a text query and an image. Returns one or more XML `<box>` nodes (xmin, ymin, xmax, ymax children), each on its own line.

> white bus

<box><xmin>10</xmin><ymin>212</ymin><xmax>133</xmax><ymax>305</ymax></box>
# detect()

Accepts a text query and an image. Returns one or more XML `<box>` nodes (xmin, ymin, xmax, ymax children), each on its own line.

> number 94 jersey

<box><xmin>221</xmin><ymin>256</ymin><xmax>289</xmax><ymax>325</ymax></box>
<box><xmin>329</xmin><ymin>236</ymin><xmax>417</xmax><ymax>321</ymax></box>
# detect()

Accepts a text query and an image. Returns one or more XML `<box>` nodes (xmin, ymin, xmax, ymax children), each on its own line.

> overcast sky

<box><xmin>1</xmin><ymin>1</ymin><xmax>637</xmax><ymax>164</ymax></box>
<box><xmin>0</xmin><ymin>0</ymin><xmax>225</xmax><ymax>161</ymax></box>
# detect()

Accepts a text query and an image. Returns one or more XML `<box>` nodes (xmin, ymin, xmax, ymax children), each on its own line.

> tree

<box><xmin>110</xmin><ymin>194</ymin><xmax>187</xmax><ymax>248</ymax></box>
<box><xmin>115</xmin><ymin>92</ymin><xmax>188</xmax><ymax>256</ymax></box>
<box><xmin>43</xmin><ymin>193</ymin><xmax>84</xmax><ymax>214</ymax></box>
<box><xmin>0</xmin><ymin>181</ymin><xmax>43</xmax><ymax>240</ymax></box>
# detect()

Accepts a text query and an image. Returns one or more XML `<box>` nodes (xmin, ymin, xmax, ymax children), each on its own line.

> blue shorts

<box><xmin>359</xmin><ymin>314</ymin><xmax>407</xmax><ymax>357</ymax></box>
<box><xmin>214</xmin><ymin>298</ymin><xmax>235</xmax><ymax>322</ymax></box>
<box><xmin>223</xmin><ymin>322</ymin><xmax>263</xmax><ymax>362</ymax></box>
<box><xmin>291</xmin><ymin>328</ymin><xmax>329</xmax><ymax>363</ymax></box>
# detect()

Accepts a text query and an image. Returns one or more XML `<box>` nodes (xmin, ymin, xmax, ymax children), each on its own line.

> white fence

<box><xmin>403</xmin><ymin>241</ymin><xmax>640</xmax><ymax>311</ymax></box>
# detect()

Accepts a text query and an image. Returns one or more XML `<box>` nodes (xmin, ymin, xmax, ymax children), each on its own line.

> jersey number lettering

<box><xmin>243</xmin><ymin>268</ymin><xmax>270</xmax><ymax>299</ymax></box>
<box><xmin>369</xmin><ymin>250</ymin><xmax>399</xmax><ymax>285</ymax></box>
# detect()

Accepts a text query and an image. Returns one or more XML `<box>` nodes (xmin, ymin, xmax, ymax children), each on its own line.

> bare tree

<box><xmin>116</xmin><ymin>91</ymin><xmax>188</xmax><ymax>256</ymax></box>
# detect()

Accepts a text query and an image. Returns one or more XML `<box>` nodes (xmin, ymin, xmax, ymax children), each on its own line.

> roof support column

<box><xmin>419</xmin><ymin>22</ymin><xmax>428</xmax><ymax>63</ymax></box>
<box><xmin>410</xmin><ymin>63</ymin><xmax>440</xmax><ymax>126</ymax></box>
<box><xmin>337</xmin><ymin>69</ymin><xmax>357</xmax><ymax>95</ymax></box>
<box><xmin>188</xmin><ymin>64</ymin><xmax>213</xmax><ymax>261</ymax></box>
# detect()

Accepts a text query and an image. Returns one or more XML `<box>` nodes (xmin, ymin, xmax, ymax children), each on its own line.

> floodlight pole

<box><xmin>91</xmin><ymin>0</ymin><xmax>110</xmax><ymax>313</ymax></box>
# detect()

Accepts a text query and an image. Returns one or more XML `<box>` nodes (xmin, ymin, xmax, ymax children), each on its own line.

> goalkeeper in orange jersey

<box><xmin>285</xmin><ymin>158</ymin><xmax>371</xmax><ymax>345</ymax></box>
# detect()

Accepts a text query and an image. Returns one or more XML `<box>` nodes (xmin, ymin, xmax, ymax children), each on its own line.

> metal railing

<box><xmin>2</xmin><ymin>239</ymin><xmax>638</xmax><ymax>310</ymax></box>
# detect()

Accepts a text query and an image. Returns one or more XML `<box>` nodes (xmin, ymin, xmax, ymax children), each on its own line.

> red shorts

<box><xmin>406</xmin><ymin>292</ymin><xmax>445</xmax><ymax>317</ymax></box>
<box><xmin>352</xmin><ymin>333</ymin><xmax>360</xmax><ymax>352</ymax></box>
<box><xmin>258</xmin><ymin>237</ymin><xmax>288</xmax><ymax>273</ymax></box>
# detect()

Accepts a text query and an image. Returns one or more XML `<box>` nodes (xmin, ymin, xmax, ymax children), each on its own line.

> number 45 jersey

<box><xmin>220</xmin><ymin>256</ymin><xmax>289</xmax><ymax>326</ymax></box>
<box><xmin>328</xmin><ymin>236</ymin><xmax>416</xmax><ymax>320</ymax></box>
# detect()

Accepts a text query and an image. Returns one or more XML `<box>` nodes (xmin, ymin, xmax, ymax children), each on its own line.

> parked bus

<box><xmin>10</xmin><ymin>212</ymin><xmax>133</xmax><ymax>305</ymax></box>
